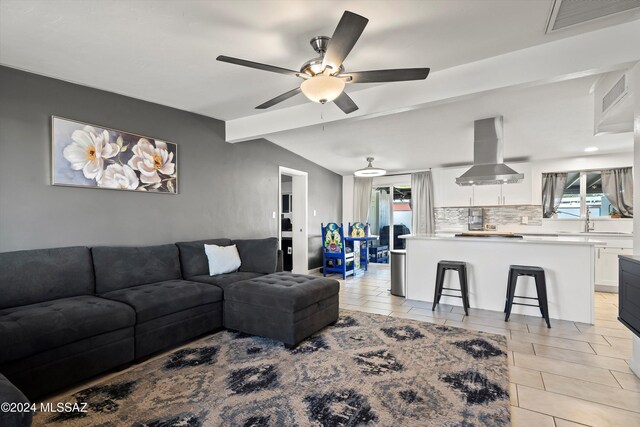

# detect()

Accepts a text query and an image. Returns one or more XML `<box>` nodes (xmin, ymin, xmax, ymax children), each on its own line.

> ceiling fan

<box><xmin>217</xmin><ymin>10</ymin><xmax>430</xmax><ymax>114</ymax></box>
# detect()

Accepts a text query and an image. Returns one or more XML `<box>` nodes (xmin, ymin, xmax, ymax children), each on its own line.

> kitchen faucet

<box><xmin>584</xmin><ymin>209</ymin><xmax>594</xmax><ymax>233</ymax></box>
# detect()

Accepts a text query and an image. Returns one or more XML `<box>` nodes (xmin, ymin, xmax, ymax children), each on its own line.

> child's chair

<box><xmin>322</xmin><ymin>223</ymin><xmax>355</xmax><ymax>280</ymax></box>
<box><xmin>348</xmin><ymin>222</ymin><xmax>369</xmax><ymax>238</ymax></box>
<box><xmin>348</xmin><ymin>222</ymin><xmax>371</xmax><ymax>270</ymax></box>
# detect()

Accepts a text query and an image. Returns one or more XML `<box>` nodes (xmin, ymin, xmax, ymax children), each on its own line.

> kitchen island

<box><xmin>401</xmin><ymin>234</ymin><xmax>605</xmax><ymax>324</ymax></box>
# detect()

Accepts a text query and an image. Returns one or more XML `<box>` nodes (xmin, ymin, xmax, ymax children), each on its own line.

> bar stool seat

<box><xmin>505</xmin><ymin>265</ymin><xmax>551</xmax><ymax>328</ymax></box>
<box><xmin>432</xmin><ymin>260</ymin><xmax>469</xmax><ymax>315</ymax></box>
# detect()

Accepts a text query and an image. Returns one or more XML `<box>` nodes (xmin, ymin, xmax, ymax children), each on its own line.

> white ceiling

<box><xmin>266</xmin><ymin>75</ymin><xmax>634</xmax><ymax>175</ymax></box>
<box><xmin>2</xmin><ymin>0</ymin><xmax>636</xmax><ymax>120</ymax></box>
<box><xmin>0</xmin><ymin>0</ymin><xmax>638</xmax><ymax>175</ymax></box>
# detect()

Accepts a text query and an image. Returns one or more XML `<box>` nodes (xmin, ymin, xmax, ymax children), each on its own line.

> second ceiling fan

<box><xmin>217</xmin><ymin>10</ymin><xmax>430</xmax><ymax>114</ymax></box>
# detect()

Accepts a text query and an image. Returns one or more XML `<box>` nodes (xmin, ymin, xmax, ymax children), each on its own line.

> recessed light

<box><xmin>584</xmin><ymin>147</ymin><xmax>599</xmax><ymax>152</ymax></box>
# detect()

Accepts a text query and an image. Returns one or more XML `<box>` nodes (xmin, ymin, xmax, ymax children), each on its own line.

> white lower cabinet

<box><xmin>595</xmin><ymin>246</ymin><xmax>633</xmax><ymax>291</ymax></box>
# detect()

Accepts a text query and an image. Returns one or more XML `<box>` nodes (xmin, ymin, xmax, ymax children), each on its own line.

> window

<box><xmin>585</xmin><ymin>172</ymin><xmax>613</xmax><ymax>217</ymax></box>
<box><xmin>557</xmin><ymin>172</ymin><xmax>581</xmax><ymax>218</ymax></box>
<box><xmin>555</xmin><ymin>170</ymin><xmax>614</xmax><ymax>219</ymax></box>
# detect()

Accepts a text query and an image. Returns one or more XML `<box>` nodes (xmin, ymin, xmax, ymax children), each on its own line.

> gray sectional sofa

<box><xmin>92</xmin><ymin>244</ymin><xmax>224</xmax><ymax>359</ymax></box>
<box><xmin>0</xmin><ymin>373</ymin><xmax>32</xmax><ymax>427</ymax></box>
<box><xmin>0</xmin><ymin>236</ymin><xmax>338</xmax><ymax>415</ymax></box>
<box><xmin>0</xmin><ymin>247</ymin><xmax>136</xmax><ymax>399</ymax></box>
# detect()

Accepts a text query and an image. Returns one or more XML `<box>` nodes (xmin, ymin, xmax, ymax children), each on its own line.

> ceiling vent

<box><xmin>602</xmin><ymin>74</ymin><xmax>626</xmax><ymax>114</ymax></box>
<box><xmin>546</xmin><ymin>0</ymin><xmax>640</xmax><ymax>33</ymax></box>
<box><xmin>593</xmin><ymin>69</ymin><xmax>633</xmax><ymax>135</ymax></box>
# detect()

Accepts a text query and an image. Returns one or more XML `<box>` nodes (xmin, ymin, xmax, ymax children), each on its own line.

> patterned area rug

<box><xmin>34</xmin><ymin>310</ymin><xmax>510</xmax><ymax>426</ymax></box>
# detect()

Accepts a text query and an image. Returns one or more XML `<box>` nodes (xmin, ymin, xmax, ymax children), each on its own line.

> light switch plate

<box><xmin>521</xmin><ymin>216</ymin><xmax>528</xmax><ymax>224</ymax></box>
<box><xmin>272</xmin><ymin>211</ymin><xmax>276</xmax><ymax>219</ymax></box>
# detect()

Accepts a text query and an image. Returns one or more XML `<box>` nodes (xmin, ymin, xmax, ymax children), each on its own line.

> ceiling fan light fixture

<box><xmin>354</xmin><ymin>157</ymin><xmax>386</xmax><ymax>177</ymax></box>
<box><xmin>300</xmin><ymin>75</ymin><xmax>345</xmax><ymax>104</ymax></box>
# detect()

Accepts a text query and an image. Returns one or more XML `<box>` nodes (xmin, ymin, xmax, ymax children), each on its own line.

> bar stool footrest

<box><xmin>512</xmin><ymin>302</ymin><xmax>541</xmax><ymax>308</ymax></box>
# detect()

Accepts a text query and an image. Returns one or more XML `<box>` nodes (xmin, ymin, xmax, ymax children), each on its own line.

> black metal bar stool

<box><xmin>504</xmin><ymin>265</ymin><xmax>551</xmax><ymax>328</ymax></box>
<box><xmin>432</xmin><ymin>260</ymin><xmax>469</xmax><ymax>315</ymax></box>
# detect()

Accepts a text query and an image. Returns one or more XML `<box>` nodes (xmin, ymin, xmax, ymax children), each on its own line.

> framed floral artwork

<box><xmin>51</xmin><ymin>117</ymin><xmax>178</xmax><ymax>193</ymax></box>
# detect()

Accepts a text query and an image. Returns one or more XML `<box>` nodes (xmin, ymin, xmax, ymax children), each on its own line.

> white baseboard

<box><xmin>595</xmin><ymin>284</ymin><xmax>618</xmax><ymax>293</ymax></box>
<box><xmin>368</xmin><ymin>263</ymin><xmax>390</xmax><ymax>269</ymax></box>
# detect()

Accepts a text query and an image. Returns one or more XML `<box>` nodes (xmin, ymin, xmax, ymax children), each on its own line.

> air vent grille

<box><xmin>547</xmin><ymin>0</ymin><xmax>640</xmax><ymax>33</ymax></box>
<box><xmin>602</xmin><ymin>74</ymin><xmax>627</xmax><ymax>114</ymax></box>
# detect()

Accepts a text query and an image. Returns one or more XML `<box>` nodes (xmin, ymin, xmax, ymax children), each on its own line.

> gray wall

<box><xmin>0</xmin><ymin>66</ymin><xmax>342</xmax><ymax>269</ymax></box>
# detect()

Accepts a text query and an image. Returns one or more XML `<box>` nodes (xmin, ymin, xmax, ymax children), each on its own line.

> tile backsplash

<box><xmin>435</xmin><ymin>205</ymin><xmax>543</xmax><ymax>230</ymax></box>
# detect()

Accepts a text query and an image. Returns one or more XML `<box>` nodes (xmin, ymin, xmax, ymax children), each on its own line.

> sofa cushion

<box><xmin>224</xmin><ymin>272</ymin><xmax>340</xmax><ymax>312</ymax></box>
<box><xmin>188</xmin><ymin>272</ymin><xmax>264</xmax><ymax>290</ymax></box>
<box><xmin>204</xmin><ymin>244</ymin><xmax>241</xmax><ymax>275</ymax></box>
<box><xmin>233</xmin><ymin>238</ymin><xmax>278</xmax><ymax>274</ymax></box>
<box><xmin>176</xmin><ymin>239</ymin><xmax>232</xmax><ymax>278</ymax></box>
<box><xmin>0</xmin><ymin>296</ymin><xmax>135</xmax><ymax>364</ymax></box>
<box><xmin>0</xmin><ymin>246</ymin><xmax>94</xmax><ymax>309</ymax></box>
<box><xmin>92</xmin><ymin>244</ymin><xmax>181</xmax><ymax>294</ymax></box>
<box><xmin>101</xmin><ymin>279</ymin><xmax>223</xmax><ymax>323</ymax></box>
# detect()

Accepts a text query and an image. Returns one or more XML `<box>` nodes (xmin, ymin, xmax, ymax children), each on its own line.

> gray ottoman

<box><xmin>224</xmin><ymin>272</ymin><xmax>340</xmax><ymax>346</ymax></box>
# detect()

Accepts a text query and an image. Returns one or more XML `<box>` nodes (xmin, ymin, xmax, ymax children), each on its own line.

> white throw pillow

<box><xmin>204</xmin><ymin>244</ymin><xmax>242</xmax><ymax>276</ymax></box>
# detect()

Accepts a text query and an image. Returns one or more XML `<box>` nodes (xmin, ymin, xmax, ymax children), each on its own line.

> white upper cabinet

<box><xmin>433</xmin><ymin>167</ymin><xmax>473</xmax><ymax>207</ymax></box>
<box><xmin>500</xmin><ymin>162</ymin><xmax>532</xmax><ymax>205</ymax></box>
<box><xmin>473</xmin><ymin>185</ymin><xmax>502</xmax><ymax>206</ymax></box>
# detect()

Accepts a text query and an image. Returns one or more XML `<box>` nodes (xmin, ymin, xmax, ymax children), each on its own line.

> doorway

<box><xmin>279</xmin><ymin>166</ymin><xmax>308</xmax><ymax>274</ymax></box>
<box><xmin>369</xmin><ymin>184</ymin><xmax>413</xmax><ymax>265</ymax></box>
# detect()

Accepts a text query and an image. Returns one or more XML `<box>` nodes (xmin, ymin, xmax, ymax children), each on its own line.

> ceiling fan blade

<box><xmin>217</xmin><ymin>55</ymin><xmax>299</xmax><ymax>77</ymax></box>
<box><xmin>334</xmin><ymin>91</ymin><xmax>358</xmax><ymax>114</ymax></box>
<box><xmin>255</xmin><ymin>87</ymin><xmax>301</xmax><ymax>109</ymax></box>
<box><xmin>344</xmin><ymin>68</ymin><xmax>430</xmax><ymax>83</ymax></box>
<box><xmin>322</xmin><ymin>11</ymin><xmax>369</xmax><ymax>71</ymax></box>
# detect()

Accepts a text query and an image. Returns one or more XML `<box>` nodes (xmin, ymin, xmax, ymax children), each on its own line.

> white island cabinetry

<box><xmin>595</xmin><ymin>245</ymin><xmax>633</xmax><ymax>291</ymax></box>
<box><xmin>402</xmin><ymin>234</ymin><xmax>602</xmax><ymax>324</ymax></box>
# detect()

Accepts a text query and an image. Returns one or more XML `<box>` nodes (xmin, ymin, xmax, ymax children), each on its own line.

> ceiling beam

<box><xmin>225</xmin><ymin>20</ymin><xmax>640</xmax><ymax>143</ymax></box>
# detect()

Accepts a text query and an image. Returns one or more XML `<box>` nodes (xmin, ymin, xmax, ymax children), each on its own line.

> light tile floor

<box><xmin>316</xmin><ymin>266</ymin><xmax>640</xmax><ymax>427</ymax></box>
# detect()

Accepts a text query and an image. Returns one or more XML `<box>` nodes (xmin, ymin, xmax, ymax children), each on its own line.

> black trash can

<box><xmin>390</xmin><ymin>250</ymin><xmax>406</xmax><ymax>297</ymax></box>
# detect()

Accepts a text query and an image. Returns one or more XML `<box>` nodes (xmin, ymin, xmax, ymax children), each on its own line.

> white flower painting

<box><xmin>52</xmin><ymin>117</ymin><xmax>178</xmax><ymax>193</ymax></box>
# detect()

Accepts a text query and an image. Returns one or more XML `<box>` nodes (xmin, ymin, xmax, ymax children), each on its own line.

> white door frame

<box><xmin>279</xmin><ymin>166</ymin><xmax>309</xmax><ymax>274</ymax></box>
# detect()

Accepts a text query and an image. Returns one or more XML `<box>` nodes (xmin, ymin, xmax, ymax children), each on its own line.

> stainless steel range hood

<box><xmin>456</xmin><ymin>116</ymin><xmax>524</xmax><ymax>186</ymax></box>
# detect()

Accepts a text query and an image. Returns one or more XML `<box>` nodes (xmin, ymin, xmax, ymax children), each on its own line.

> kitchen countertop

<box><xmin>436</xmin><ymin>229</ymin><xmax>632</xmax><ymax>238</ymax></box>
<box><xmin>400</xmin><ymin>233</ymin><xmax>607</xmax><ymax>246</ymax></box>
<box><xmin>521</xmin><ymin>231</ymin><xmax>632</xmax><ymax>237</ymax></box>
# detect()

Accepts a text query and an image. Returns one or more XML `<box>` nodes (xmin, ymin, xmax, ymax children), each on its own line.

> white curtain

<box><xmin>602</xmin><ymin>167</ymin><xmax>633</xmax><ymax>218</ymax></box>
<box><xmin>542</xmin><ymin>172</ymin><xmax>568</xmax><ymax>218</ymax></box>
<box><xmin>411</xmin><ymin>171</ymin><xmax>435</xmax><ymax>235</ymax></box>
<box><xmin>353</xmin><ymin>177</ymin><xmax>373</xmax><ymax>223</ymax></box>
<box><xmin>378</xmin><ymin>189</ymin><xmax>391</xmax><ymax>229</ymax></box>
